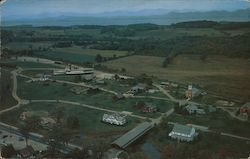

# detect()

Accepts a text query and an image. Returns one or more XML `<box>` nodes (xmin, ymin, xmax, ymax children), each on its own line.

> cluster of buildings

<box><xmin>53</xmin><ymin>64</ymin><xmax>94</xmax><ymax>76</ymax></box>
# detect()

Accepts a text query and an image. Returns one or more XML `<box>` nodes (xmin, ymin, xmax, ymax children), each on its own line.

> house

<box><xmin>87</xmin><ymin>87</ymin><xmax>100</xmax><ymax>94</ymax></box>
<box><xmin>95</xmin><ymin>80</ymin><xmax>105</xmax><ymax>85</ymax></box>
<box><xmin>208</xmin><ymin>105</ymin><xmax>217</xmax><ymax>113</ymax></box>
<box><xmin>186</xmin><ymin>85</ymin><xmax>202</xmax><ymax>99</ymax></box>
<box><xmin>240</xmin><ymin>102</ymin><xmax>250</xmax><ymax>115</ymax></box>
<box><xmin>185</xmin><ymin>104</ymin><xmax>205</xmax><ymax>115</ymax></box>
<box><xmin>131</xmin><ymin>83</ymin><xmax>147</xmax><ymax>94</ymax></box>
<box><xmin>70</xmin><ymin>86</ymin><xmax>88</xmax><ymax>95</ymax></box>
<box><xmin>169</xmin><ymin>123</ymin><xmax>198</xmax><ymax>142</ymax></box>
<box><xmin>83</xmin><ymin>74</ymin><xmax>95</xmax><ymax>81</ymax></box>
<box><xmin>40</xmin><ymin>117</ymin><xmax>56</xmax><ymax>130</ymax></box>
<box><xmin>17</xmin><ymin>146</ymin><xmax>36</xmax><ymax>159</ymax></box>
<box><xmin>39</xmin><ymin>74</ymin><xmax>50</xmax><ymax>82</ymax></box>
<box><xmin>141</xmin><ymin>103</ymin><xmax>157</xmax><ymax>113</ymax></box>
<box><xmin>102</xmin><ymin>113</ymin><xmax>126</xmax><ymax>126</ymax></box>
<box><xmin>114</xmin><ymin>93</ymin><xmax>125</xmax><ymax>101</ymax></box>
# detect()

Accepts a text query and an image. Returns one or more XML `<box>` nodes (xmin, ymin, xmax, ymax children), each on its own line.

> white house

<box><xmin>169</xmin><ymin>123</ymin><xmax>198</xmax><ymax>142</ymax></box>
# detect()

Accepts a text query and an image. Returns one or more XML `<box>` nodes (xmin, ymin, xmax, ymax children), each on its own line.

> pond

<box><xmin>141</xmin><ymin>142</ymin><xmax>161</xmax><ymax>159</ymax></box>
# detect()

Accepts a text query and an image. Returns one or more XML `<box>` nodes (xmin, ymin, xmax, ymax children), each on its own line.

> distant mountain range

<box><xmin>2</xmin><ymin>9</ymin><xmax>249</xmax><ymax>26</ymax></box>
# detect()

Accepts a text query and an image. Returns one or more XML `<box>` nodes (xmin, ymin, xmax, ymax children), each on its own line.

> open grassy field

<box><xmin>54</xmin><ymin>46</ymin><xmax>128</xmax><ymax>57</ymax></box>
<box><xmin>17</xmin><ymin>76</ymin><xmax>174</xmax><ymax>118</ymax></box>
<box><xmin>104</xmin><ymin>55</ymin><xmax>250</xmax><ymax>101</ymax></box>
<box><xmin>34</xmin><ymin>46</ymin><xmax>128</xmax><ymax>63</ymax></box>
<box><xmin>5</xmin><ymin>42</ymin><xmax>53</xmax><ymax>51</ymax></box>
<box><xmin>136</xmin><ymin>28</ymin><xmax>226</xmax><ymax>39</ymax></box>
<box><xmin>2</xmin><ymin>60</ymin><xmax>62</xmax><ymax>69</ymax></box>
<box><xmin>0</xmin><ymin>102</ymin><xmax>142</xmax><ymax>145</ymax></box>
<box><xmin>34</xmin><ymin>50</ymin><xmax>96</xmax><ymax>63</ymax></box>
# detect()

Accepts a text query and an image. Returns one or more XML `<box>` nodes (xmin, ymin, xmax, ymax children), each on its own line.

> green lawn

<box><xmin>0</xmin><ymin>102</ymin><xmax>142</xmax><ymax>137</ymax></box>
<box><xmin>17</xmin><ymin>76</ymin><xmax>174</xmax><ymax>118</ymax></box>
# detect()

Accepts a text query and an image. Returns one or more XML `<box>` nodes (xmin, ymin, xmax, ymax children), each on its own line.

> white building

<box><xmin>169</xmin><ymin>123</ymin><xmax>198</xmax><ymax>142</ymax></box>
<box><xmin>102</xmin><ymin>113</ymin><xmax>126</xmax><ymax>126</ymax></box>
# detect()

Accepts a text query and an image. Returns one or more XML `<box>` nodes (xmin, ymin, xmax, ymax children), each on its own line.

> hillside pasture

<box><xmin>104</xmin><ymin>55</ymin><xmax>250</xmax><ymax>101</ymax></box>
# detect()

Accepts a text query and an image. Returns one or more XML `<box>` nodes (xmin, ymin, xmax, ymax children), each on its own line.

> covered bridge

<box><xmin>112</xmin><ymin>122</ymin><xmax>154</xmax><ymax>149</ymax></box>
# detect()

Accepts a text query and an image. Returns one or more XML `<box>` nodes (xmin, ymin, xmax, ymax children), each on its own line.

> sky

<box><xmin>1</xmin><ymin>0</ymin><xmax>249</xmax><ymax>18</ymax></box>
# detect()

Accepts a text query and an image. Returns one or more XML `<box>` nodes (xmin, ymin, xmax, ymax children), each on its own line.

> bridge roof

<box><xmin>112</xmin><ymin>122</ymin><xmax>154</xmax><ymax>149</ymax></box>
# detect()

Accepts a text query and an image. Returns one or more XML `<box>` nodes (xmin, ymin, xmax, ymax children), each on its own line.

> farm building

<box><xmin>114</xmin><ymin>93</ymin><xmax>125</xmax><ymax>100</ymax></box>
<box><xmin>185</xmin><ymin>104</ymin><xmax>205</xmax><ymax>115</ymax></box>
<box><xmin>40</xmin><ymin>117</ymin><xmax>56</xmax><ymax>129</ymax></box>
<box><xmin>82</xmin><ymin>74</ymin><xmax>95</xmax><ymax>81</ymax></box>
<box><xmin>131</xmin><ymin>83</ymin><xmax>148</xmax><ymax>94</ymax></box>
<box><xmin>240</xmin><ymin>102</ymin><xmax>250</xmax><ymax>115</ymax></box>
<box><xmin>70</xmin><ymin>86</ymin><xmax>88</xmax><ymax>95</ymax></box>
<box><xmin>102</xmin><ymin>113</ymin><xmax>126</xmax><ymax>126</ymax></box>
<box><xmin>87</xmin><ymin>87</ymin><xmax>100</xmax><ymax>94</ymax></box>
<box><xmin>39</xmin><ymin>74</ymin><xmax>50</xmax><ymax>82</ymax></box>
<box><xmin>169</xmin><ymin>123</ymin><xmax>198</xmax><ymax>142</ymax></box>
<box><xmin>95</xmin><ymin>80</ymin><xmax>105</xmax><ymax>85</ymax></box>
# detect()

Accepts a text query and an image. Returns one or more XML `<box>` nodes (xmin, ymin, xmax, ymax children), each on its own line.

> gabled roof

<box><xmin>172</xmin><ymin>124</ymin><xmax>193</xmax><ymax>135</ymax></box>
<box><xmin>185</xmin><ymin>104</ymin><xmax>198</xmax><ymax>110</ymax></box>
<box><xmin>243</xmin><ymin>102</ymin><xmax>250</xmax><ymax>109</ymax></box>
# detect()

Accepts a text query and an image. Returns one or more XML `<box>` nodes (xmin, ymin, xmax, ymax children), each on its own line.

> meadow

<box><xmin>0</xmin><ymin>102</ymin><xmax>143</xmax><ymax>145</ymax></box>
<box><xmin>104</xmin><ymin>54</ymin><xmax>250</xmax><ymax>101</ymax></box>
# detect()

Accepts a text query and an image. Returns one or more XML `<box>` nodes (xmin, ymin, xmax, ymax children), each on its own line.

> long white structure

<box><xmin>102</xmin><ymin>113</ymin><xmax>126</xmax><ymax>126</ymax></box>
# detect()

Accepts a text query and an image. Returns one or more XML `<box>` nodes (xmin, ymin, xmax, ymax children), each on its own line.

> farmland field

<box><xmin>54</xmin><ymin>46</ymin><xmax>128</xmax><ymax>57</ymax></box>
<box><xmin>104</xmin><ymin>54</ymin><xmax>250</xmax><ymax>101</ymax></box>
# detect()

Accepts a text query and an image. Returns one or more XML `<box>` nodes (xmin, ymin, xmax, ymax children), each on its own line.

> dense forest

<box><xmin>1</xmin><ymin>21</ymin><xmax>250</xmax><ymax>59</ymax></box>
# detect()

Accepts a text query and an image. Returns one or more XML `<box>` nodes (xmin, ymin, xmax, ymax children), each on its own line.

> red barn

<box><xmin>240</xmin><ymin>102</ymin><xmax>250</xmax><ymax>115</ymax></box>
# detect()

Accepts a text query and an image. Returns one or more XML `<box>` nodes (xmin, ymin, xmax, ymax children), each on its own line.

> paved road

<box><xmin>0</xmin><ymin>122</ymin><xmax>80</xmax><ymax>153</ymax></box>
